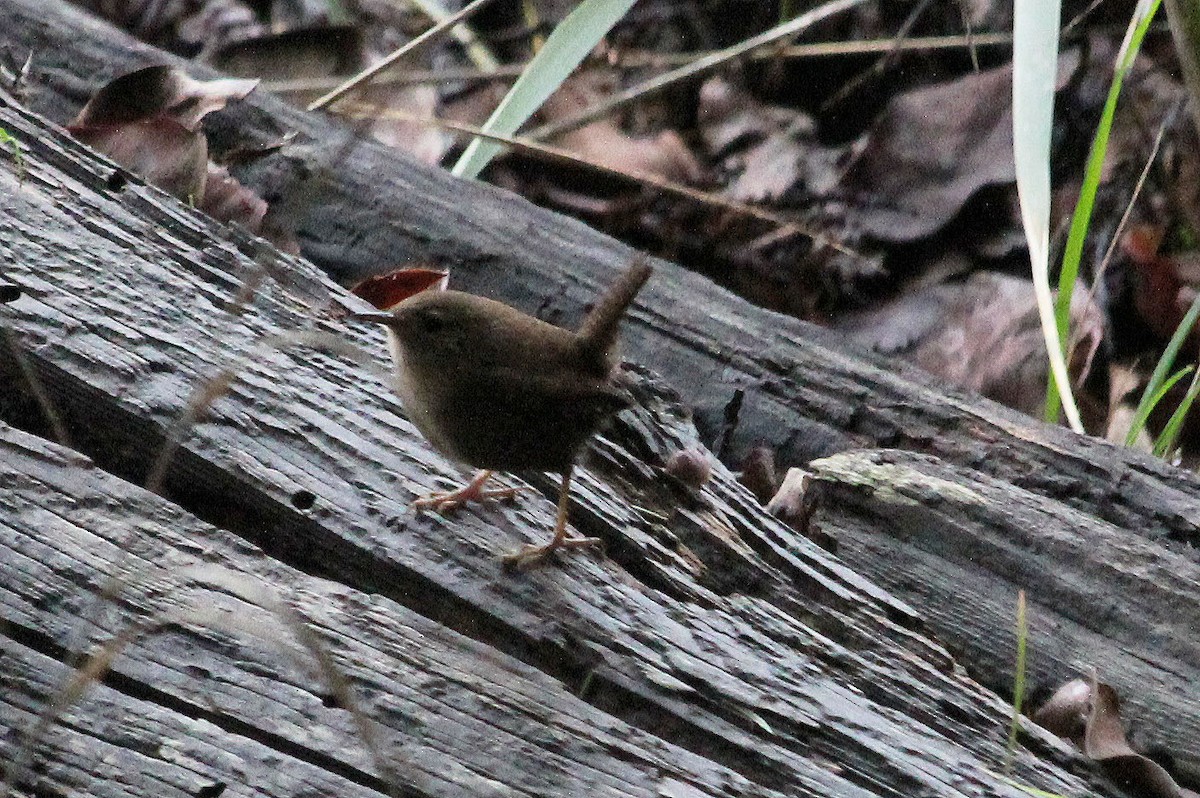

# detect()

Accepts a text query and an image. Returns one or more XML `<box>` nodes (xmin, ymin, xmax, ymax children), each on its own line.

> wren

<box><xmin>351</xmin><ymin>257</ymin><xmax>652</xmax><ymax>568</ymax></box>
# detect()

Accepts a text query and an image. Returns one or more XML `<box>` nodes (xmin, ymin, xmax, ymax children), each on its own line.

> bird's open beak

<box><xmin>347</xmin><ymin>312</ymin><xmax>397</xmax><ymax>325</ymax></box>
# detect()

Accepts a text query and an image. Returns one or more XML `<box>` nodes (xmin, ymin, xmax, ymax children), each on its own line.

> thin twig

<box><xmin>266</xmin><ymin>64</ymin><xmax>526</xmax><ymax>95</ymax></box>
<box><xmin>268</xmin><ymin>33</ymin><xmax>1022</xmax><ymax>96</ymax></box>
<box><xmin>952</xmin><ymin>0</ymin><xmax>980</xmax><ymax>71</ymax></box>
<box><xmin>1089</xmin><ymin>104</ymin><xmax>1176</xmax><ymax>306</ymax></box>
<box><xmin>821</xmin><ymin>0</ymin><xmax>934</xmax><ymax>112</ymax></box>
<box><xmin>343</xmin><ymin>103</ymin><xmax>865</xmax><ymax>261</ymax></box>
<box><xmin>1063</xmin><ymin>0</ymin><xmax>1113</xmax><ymax>34</ymax></box>
<box><xmin>307</xmin><ymin>0</ymin><xmax>502</xmax><ymax>112</ymax></box>
<box><xmin>407</xmin><ymin>0</ymin><xmax>499</xmax><ymax>71</ymax></box>
<box><xmin>523</xmin><ymin>0</ymin><xmax>870</xmax><ymax>142</ymax></box>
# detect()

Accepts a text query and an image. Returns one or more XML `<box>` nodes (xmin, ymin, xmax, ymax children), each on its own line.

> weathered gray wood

<box><xmin>0</xmin><ymin>63</ymin><xmax>1109</xmax><ymax>797</ymax></box>
<box><xmin>809</xmin><ymin>449</ymin><xmax>1200</xmax><ymax>783</ymax></box>
<box><xmin>7</xmin><ymin>0</ymin><xmax>1200</xmax><ymax>553</ymax></box>
<box><xmin>2</xmin><ymin>424</ymin><xmax>804</xmax><ymax>798</ymax></box>
<box><xmin>0</xmin><ymin>0</ymin><xmax>1196</xmax><ymax>793</ymax></box>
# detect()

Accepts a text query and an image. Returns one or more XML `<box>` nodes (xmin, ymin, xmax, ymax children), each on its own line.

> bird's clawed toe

<box><xmin>501</xmin><ymin>535</ymin><xmax>604</xmax><ymax>570</ymax></box>
<box><xmin>411</xmin><ymin>470</ymin><xmax>533</xmax><ymax>514</ymax></box>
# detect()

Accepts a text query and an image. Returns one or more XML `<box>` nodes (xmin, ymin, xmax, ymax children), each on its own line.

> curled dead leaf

<box><xmin>840</xmin><ymin>50</ymin><xmax>1080</xmax><ymax>243</ymax></box>
<box><xmin>350</xmin><ymin>266</ymin><xmax>449</xmax><ymax>310</ymax></box>
<box><xmin>72</xmin><ymin>65</ymin><xmax>258</xmax><ymax>131</ymax></box>
<box><xmin>1123</xmin><ymin>224</ymin><xmax>1200</xmax><ymax>347</ymax></box>
<box><xmin>834</xmin><ymin>271</ymin><xmax>1105</xmax><ymax>428</ymax></box>
<box><xmin>1034</xmin><ymin>675</ymin><xmax>1194</xmax><ymax>798</ymax></box>
<box><xmin>69</xmin><ymin>66</ymin><xmax>296</xmax><ymax>253</ymax></box>
<box><xmin>1032</xmin><ymin>677</ymin><xmax>1091</xmax><ymax>744</ymax></box>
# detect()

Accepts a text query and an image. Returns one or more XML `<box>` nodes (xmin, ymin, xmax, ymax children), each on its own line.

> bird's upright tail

<box><xmin>576</xmin><ymin>254</ymin><xmax>653</xmax><ymax>361</ymax></box>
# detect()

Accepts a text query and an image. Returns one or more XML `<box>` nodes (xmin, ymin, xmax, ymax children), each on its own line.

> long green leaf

<box><xmin>452</xmin><ymin>0</ymin><xmax>637</xmax><ymax>178</ymax></box>
<box><xmin>1154</xmin><ymin>368</ymin><xmax>1200</xmax><ymax>456</ymax></box>
<box><xmin>1046</xmin><ymin>0</ymin><xmax>1161</xmax><ymax>422</ymax></box>
<box><xmin>1127</xmin><ymin>366</ymin><xmax>1192</xmax><ymax>447</ymax></box>
<box><xmin>1126</xmin><ymin>291</ymin><xmax>1200</xmax><ymax>445</ymax></box>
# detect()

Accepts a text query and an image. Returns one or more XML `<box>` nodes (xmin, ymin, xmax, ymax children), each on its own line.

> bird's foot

<box><xmin>501</xmin><ymin>535</ymin><xmax>604</xmax><ymax>570</ymax></box>
<box><xmin>412</xmin><ymin>471</ymin><xmax>532</xmax><ymax>514</ymax></box>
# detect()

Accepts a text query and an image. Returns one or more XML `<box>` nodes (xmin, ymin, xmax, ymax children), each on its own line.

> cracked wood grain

<box><xmin>0</xmin><ymin>65</ymin><xmax>1108</xmax><ymax>798</ymax></box>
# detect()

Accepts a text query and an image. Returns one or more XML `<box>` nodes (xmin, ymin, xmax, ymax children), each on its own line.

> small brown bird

<box><xmin>351</xmin><ymin>257</ymin><xmax>652</xmax><ymax>568</ymax></box>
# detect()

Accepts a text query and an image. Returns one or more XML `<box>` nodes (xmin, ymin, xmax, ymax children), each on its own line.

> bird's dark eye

<box><xmin>417</xmin><ymin>309</ymin><xmax>445</xmax><ymax>334</ymax></box>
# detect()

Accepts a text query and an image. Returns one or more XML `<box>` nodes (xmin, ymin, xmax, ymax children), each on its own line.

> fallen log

<box><xmin>0</xmin><ymin>54</ymin><xmax>1097</xmax><ymax>798</ymax></box>
<box><xmin>0</xmin><ymin>0</ymin><xmax>1196</xmax><ymax>793</ymax></box>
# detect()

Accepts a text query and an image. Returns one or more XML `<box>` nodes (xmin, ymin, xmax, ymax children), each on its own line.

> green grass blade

<box><xmin>451</xmin><ymin>0</ymin><xmax>637</xmax><ymax>178</ymax></box>
<box><xmin>1127</xmin><ymin>366</ymin><xmax>1193</xmax><ymax>447</ymax></box>
<box><xmin>1126</xmin><ymin>291</ymin><xmax>1200</xmax><ymax>445</ymax></box>
<box><xmin>1047</xmin><ymin>0</ymin><xmax>1161</xmax><ymax>423</ymax></box>
<box><xmin>1154</xmin><ymin>367</ymin><xmax>1200</xmax><ymax>456</ymax></box>
<box><xmin>0</xmin><ymin>127</ymin><xmax>23</xmax><ymax>180</ymax></box>
<box><xmin>1005</xmin><ymin>590</ymin><xmax>1028</xmax><ymax>771</ymax></box>
<box><xmin>983</xmin><ymin>771</ymin><xmax>1070</xmax><ymax>798</ymax></box>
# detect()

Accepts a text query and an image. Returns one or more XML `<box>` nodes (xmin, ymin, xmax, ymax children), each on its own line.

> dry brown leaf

<box><xmin>71</xmin><ymin>118</ymin><xmax>209</xmax><ymax>202</ymax></box>
<box><xmin>1034</xmin><ymin>676</ymin><xmax>1196</xmax><ymax>798</ymax></box>
<box><xmin>1124</xmin><ymin>224</ymin><xmax>1200</xmax><ymax>347</ymax></box>
<box><xmin>697</xmin><ymin>75</ymin><xmax>842</xmax><ymax>203</ymax></box>
<box><xmin>350</xmin><ymin>266</ymin><xmax>449</xmax><ymax>310</ymax></box>
<box><xmin>68</xmin><ymin>66</ymin><xmax>299</xmax><ymax>250</ymax></box>
<box><xmin>1032</xmin><ymin>677</ymin><xmax>1091</xmax><ymax>745</ymax></box>
<box><xmin>543</xmin><ymin>71</ymin><xmax>703</xmax><ymax>185</ymax></box>
<box><xmin>840</xmin><ymin>50</ymin><xmax>1080</xmax><ymax>243</ymax></box>
<box><xmin>72</xmin><ymin>65</ymin><xmax>257</xmax><ymax>131</ymax></box>
<box><xmin>833</xmin><ymin>271</ymin><xmax>1104</xmax><ymax>423</ymax></box>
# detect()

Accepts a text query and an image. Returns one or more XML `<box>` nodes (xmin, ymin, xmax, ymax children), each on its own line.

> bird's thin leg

<box><xmin>413</xmin><ymin>469</ymin><xmax>532</xmax><ymax>513</ymax></box>
<box><xmin>502</xmin><ymin>466</ymin><xmax>603</xmax><ymax>569</ymax></box>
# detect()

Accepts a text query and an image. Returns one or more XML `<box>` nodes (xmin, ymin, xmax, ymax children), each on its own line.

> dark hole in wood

<box><xmin>290</xmin><ymin>489</ymin><xmax>316</xmax><ymax>510</ymax></box>
<box><xmin>320</xmin><ymin>692</ymin><xmax>342</xmax><ymax>709</ymax></box>
<box><xmin>105</xmin><ymin>170</ymin><xmax>128</xmax><ymax>191</ymax></box>
<box><xmin>0</xmin><ymin>284</ymin><xmax>21</xmax><ymax>303</ymax></box>
<box><xmin>0</xmin><ymin>364</ymin><xmax>58</xmax><ymax>443</ymax></box>
<box><xmin>195</xmin><ymin>782</ymin><xmax>227</xmax><ymax>798</ymax></box>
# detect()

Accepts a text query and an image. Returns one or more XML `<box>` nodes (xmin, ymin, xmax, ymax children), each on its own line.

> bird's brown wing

<box><xmin>433</xmin><ymin>367</ymin><xmax>629</xmax><ymax>472</ymax></box>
